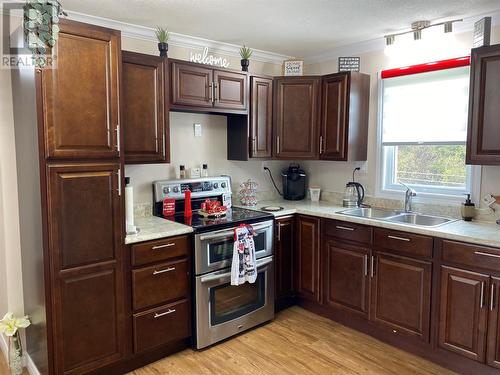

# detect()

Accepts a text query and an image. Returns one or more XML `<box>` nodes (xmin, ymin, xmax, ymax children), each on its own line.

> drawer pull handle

<box><xmin>152</xmin><ymin>243</ymin><xmax>175</xmax><ymax>250</ymax></box>
<box><xmin>154</xmin><ymin>309</ymin><xmax>176</xmax><ymax>318</ymax></box>
<box><xmin>474</xmin><ymin>251</ymin><xmax>500</xmax><ymax>259</ymax></box>
<box><xmin>388</xmin><ymin>235</ymin><xmax>410</xmax><ymax>242</ymax></box>
<box><xmin>336</xmin><ymin>225</ymin><xmax>355</xmax><ymax>231</ymax></box>
<box><xmin>153</xmin><ymin>267</ymin><xmax>176</xmax><ymax>275</ymax></box>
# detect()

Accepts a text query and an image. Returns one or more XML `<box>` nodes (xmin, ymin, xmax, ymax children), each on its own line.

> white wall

<box><xmin>302</xmin><ymin>26</ymin><xmax>500</xmax><ymax>206</ymax></box>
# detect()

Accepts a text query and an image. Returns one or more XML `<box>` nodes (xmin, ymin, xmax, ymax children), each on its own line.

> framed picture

<box><xmin>283</xmin><ymin>60</ymin><xmax>304</xmax><ymax>76</ymax></box>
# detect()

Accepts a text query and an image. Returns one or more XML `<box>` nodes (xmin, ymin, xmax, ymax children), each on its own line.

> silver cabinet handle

<box><xmin>154</xmin><ymin>309</ymin><xmax>176</xmax><ymax>318</ymax></box>
<box><xmin>319</xmin><ymin>136</ymin><xmax>324</xmax><ymax>154</ymax></box>
<box><xmin>117</xmin><ymin>168</ymin><xmax>121</xmax><ymax>196</ymax></box>
<box><xmin>364</xmin><ymin>255</ymin><xmax>368</xmax><ymax>277</ymax></box>
<box><xmin>370</xmin><ymin>256</ymin><xmax>375</xmax><ymax>278</ymax></box>
<box><xmin>336</xmin><ymin>225</ymin><xmax>355</xmax><ymax>231</ymax></box>
<box><xmin>277</xmin><ymin>223</ymin><xmax>281</xmax><ymax>241</ymax></box>
<box><xmin>253</xmin><ymin>137</ymin><xmax>257</xmax><ymax>153</ymax></box>
<box><xmin>491</xmin><ymin>283</ymin><xmax>496</xmax><ymax>311</ymax></box>
<box><xmin>214</xmin><ymin>82</ymin><xmax>218</xmax><ymax>101</ymax></box>
<box><xmin>152</xmin><ymin>243</ymin><xmax>175</xmax><ymax>250</ymax></box>
<box><xmin>115</xmin><ymin>125</ymin><xmax>120</xmax><ymax>152</ymax></box>
<box><xmin>276</xmin><ymin>136</ymin><xmax>280</xmax><ymax>154</ymax></box>
<box><xmin>475</xmin><ymin>251</ymin><xmax>500</xmax><ymax>259</ymax></box>
<box><xmin>208</xmin><ymin>83</ymin><xmax>213</xmax><ymax>102</ymax></box>
<box><xmin>480</xmin><ymin>282</ymin><xmax>485</xmax><ymax>308</ymax></box>
<box><xmin>153</xmin><ymin>267</ymin><xmax>175</xmax><ymax>275</ymax></box>
<box><xmin>388</xmin><ymin>235</ymin><xmax>410</xmax><ymax>242</ymax></box>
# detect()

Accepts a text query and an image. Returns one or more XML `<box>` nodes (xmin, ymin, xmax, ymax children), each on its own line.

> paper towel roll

<box><xmin>125</xmin><ymin>185</ymin><xmax>137</xmax><ymax>234</ymax></box>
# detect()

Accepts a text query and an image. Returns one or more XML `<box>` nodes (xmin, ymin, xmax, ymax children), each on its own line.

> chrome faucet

<box><xmin>400</xmin><ymin>182</ymin><xmax>417</xmax><ymax>212</ymax></box>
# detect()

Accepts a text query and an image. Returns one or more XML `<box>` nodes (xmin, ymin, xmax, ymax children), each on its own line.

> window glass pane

<box><xmin>394</xmin><ymin>145</ymin><xmax>467</xmax><ymax>190</ymax></box>
<box><xmin>382</xmin><ymin>67</ymin><xmax>469</xmax><ymax>144</ymax></box>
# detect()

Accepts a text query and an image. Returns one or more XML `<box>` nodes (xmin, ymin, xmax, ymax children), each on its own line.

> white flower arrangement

<box><xmin>0</xmin><ymin>313</ymin><xmax>31</xmax><ymax>337</ymax></box>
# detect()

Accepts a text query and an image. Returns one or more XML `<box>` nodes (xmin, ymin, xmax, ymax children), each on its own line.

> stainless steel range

<box><xmin>153</xmin><ymin>176</ymin><xmax>275</xmax><ymax>349</ymax></box>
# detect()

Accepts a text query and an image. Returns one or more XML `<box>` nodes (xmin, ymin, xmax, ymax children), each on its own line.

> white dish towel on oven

<box><xmin>231</xmin><ymin>224</ymin><xmax>257</xmax><ymax>286</ymax></box>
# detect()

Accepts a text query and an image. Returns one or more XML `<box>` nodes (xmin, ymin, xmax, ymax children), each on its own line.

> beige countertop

<box><xmin>239</xmin><ymin>200</ymin><xmax>500</xmax><ymax>249</ymax></box>
<box><xmin>125</xmin><ymin>216</ymin><xmax>193</xmax><ymax>245</ymax></box>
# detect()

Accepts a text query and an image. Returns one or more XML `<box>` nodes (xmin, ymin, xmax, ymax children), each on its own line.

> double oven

<box><xmin>153</xmin><ymin>177</ymin><xmax>275</xmax><ymax>349</ymax></box>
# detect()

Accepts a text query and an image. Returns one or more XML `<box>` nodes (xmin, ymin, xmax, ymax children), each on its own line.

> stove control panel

<box><xmin>154</xmin><ymin>176</ymin><xmax>232</xmax><ymax>202</ymax></box>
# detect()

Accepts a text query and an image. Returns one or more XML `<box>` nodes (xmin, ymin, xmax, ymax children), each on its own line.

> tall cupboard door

<box><xmin>467</xmin><ymin>44</ymin><xmax>500</xmax><ymax>165</ymax></box>
<box><xmin>39</xmin><ymin>20</ymin><xmax>121</xmax><ymax>159</ymax></box>
<box><xmin>438</xmin><ymin>266</ymin><xmax>489</xmax><ymax>362</ymax></box>
<box><xmin>275</xmin><ymin>216</ymin><xmax>295</xmax><ymax>307</ymax></box>
<box><xmin>122</xmin><ymin>51</ymin><xmax>169</xmax><ymax>163</ymax></box>
<box><xmin>274</xmin><ymin>77</ymin><xmax>320</xmax><ymax>159</ymax></box>
<box><xmin>213</xmin><ymin>70</ymin><xmax>247</xmax><ymax>110</ymax></box>
<box><xmin>170</xmin><ymin>61</ymin><xmax>213</xmax><ymax>108</ymax></box>
<box><xmin>250</xmin><ymin>76</ymin><xmax>273</xmax><ymax>158</ymax></box>
<box><xmin>295</xmin><ymin>215</ymin><xmax>321</xmax><ymax>303</ymax></box>
<box><xmin>47</xmin><ymin>163</ymin><xmax>124</xmax><ymax>374</ymax></box>
<box><xmin>487</xmin><ymin>277</ymin><xmax>500</xmax><ymax>369</ymax></box>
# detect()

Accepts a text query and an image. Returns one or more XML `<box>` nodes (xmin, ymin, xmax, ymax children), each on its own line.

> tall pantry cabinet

<box><xmin>13</xmin><ymin>19</ymin><xmax>126</xmax><ymax>375</ymax></box>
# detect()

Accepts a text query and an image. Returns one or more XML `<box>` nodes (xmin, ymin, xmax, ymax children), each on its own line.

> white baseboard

<box><xmin>0</xmin><ymin>334</ymin><xmax>41</xmax><ymax>375</ymax></box>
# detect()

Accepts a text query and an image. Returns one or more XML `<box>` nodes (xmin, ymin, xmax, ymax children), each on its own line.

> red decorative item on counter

<box><xmin>198</xmin><ymin>198</ymin><xmax>228</xmax><ymax>218</ymax></box>
<box><xmin>162</xmin><ymin>197</ymin><xmax>176</xmax><ymax>217</ymax></box>
<box><xmin>184</xmin><ymin>189</ymin><xmax>192</xmax><ymax>217</ymax></box>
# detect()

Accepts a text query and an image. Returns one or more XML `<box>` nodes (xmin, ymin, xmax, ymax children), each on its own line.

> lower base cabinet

<box><xmin>487</xmin><ymin>278</ymin><xmax>500</xmax><ymax>369</ymax></box>
<box><xmin>275</xmin><ymin>216</ymin><xmax>295</xmax><ymax>310</ymax></box>
<box><xmin>295</xmin><ymin>215</ymin><xmax>321</xmax><ymax>303</ymax></box>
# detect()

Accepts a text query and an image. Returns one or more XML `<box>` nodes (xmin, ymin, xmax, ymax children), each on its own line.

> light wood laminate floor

<box><xmin>130</xmin><ymin>306</ymin><xmax>456</xmax><ymax>375</ymax></box>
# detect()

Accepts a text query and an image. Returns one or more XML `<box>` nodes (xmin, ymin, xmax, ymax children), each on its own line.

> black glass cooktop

<box><xmin>163</xmin><ymin>207</ymin><xmax>274</xmax><ymax>233</ymax></box>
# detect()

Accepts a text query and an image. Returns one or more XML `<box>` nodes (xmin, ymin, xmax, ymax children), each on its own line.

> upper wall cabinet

<box><xmin>250</xmin><ymin>76</ymin><xmax>273</xmax><ymax>158</ymax></box>
<box><xmin>274</xmin><ymin>77</ymin><xmax>321</xmax><ymax>159</ymax></box>
<box><xmin>467</xmin><ymin>44</ymin><xmax>500</xmax><ymax>165</ymax></box>
<box><xmin>122</xmin><ymin>51</ymin><xmax>169</xmax><ymax>164</ymax></box>
<box><xmin>170</xmin><ymin>60</ymin><xmax>248</xmax><ymax>114</ymax></box>
<box><xmin>320</xmin><ymin>72</ymin><xmax>370</xmax><ymax>161</ymax></box>
<box><xmin>38</xmin><ymin>19</ymin><xmax>121</xmax><ymax>159</ymax></box>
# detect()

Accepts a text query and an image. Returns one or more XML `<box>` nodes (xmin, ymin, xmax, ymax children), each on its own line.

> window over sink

<box><xmin>377</xmin><ymin>59</ymin><xmax>480</xmax><ymax>201</ymax></box>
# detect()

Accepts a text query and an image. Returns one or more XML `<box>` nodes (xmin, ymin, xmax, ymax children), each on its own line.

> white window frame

<box><xmin>375</xmin><ymin>72</ymin><xmax>481</xmax><ymax>205</ymax></box>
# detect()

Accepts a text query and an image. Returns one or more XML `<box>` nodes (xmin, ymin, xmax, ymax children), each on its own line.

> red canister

<box><xmin>184</xmin><ymin>189</ymin><xmax>192</xmax><ymax>217</ymax></box>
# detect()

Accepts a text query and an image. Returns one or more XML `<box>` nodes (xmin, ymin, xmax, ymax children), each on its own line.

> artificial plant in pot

<box><xmin>155</xmin><ymin>26</ymin><xmax>170</xmax><ymax>57</ymax></box>
<box><xmin>0</xmin><ymin>313</ymin><xmax>31</xmax><ymax>375</ymax></box>
<box><xmin>240</xmin><ymin>45</ymin><xmax>252</xmax><ymax>72</ymax></box>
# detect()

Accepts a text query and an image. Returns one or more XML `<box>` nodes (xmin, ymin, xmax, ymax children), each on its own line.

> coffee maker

<box><xmin>282</xmin><ymin>164</ymin><xmax>306</xmax><ymax>200</ymax></box>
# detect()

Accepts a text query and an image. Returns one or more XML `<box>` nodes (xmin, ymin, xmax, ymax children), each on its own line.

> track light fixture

<box><xmin>384</xmin><ymin>18</ymin><xmax>461</xmax><ymax>45</ymax></box>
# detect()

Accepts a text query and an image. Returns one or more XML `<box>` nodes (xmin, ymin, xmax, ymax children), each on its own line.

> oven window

<box><xmin>210</xmin><ymin>272</ymin><xmax>265</xmax><ymax>326</ymax></box>
<box><xmin>208</xmin><ymin>231</ymin><xmax>266</xmax><ymax>264</ymax></box>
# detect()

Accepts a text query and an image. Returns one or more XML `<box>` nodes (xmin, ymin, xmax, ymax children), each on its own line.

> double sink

<box><xmin>338</xmin><ymin>207</ymin><xmax>456</xmax><ymax>227</ymax></box>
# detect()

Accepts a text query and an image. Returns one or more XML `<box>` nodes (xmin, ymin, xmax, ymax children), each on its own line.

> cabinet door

<box><xmin>487</xmin><ymin>277</ymin><xmax>500</xmax><ymax>369</ymax></box>
<box><xmin>171</xmin><ymin>61</ymin><xmax>213</xmax><ymax>108</ymax></box>
<box><xmin>275</xmin><ymin>216</ymin><xmax>295</xmax><ymax>305</ymax></box>
<box><xmin>47</xmin><ymin>163</ymin><xmax>124</xmax><ymax>374</ymax></box>
<box><xmin>274</xmin><ymin>77</ymin><xmax>320</xmax><ymax>159</ymax></box>
<box><xmin>320</xmin><ymin>73</ymin><xmax>348</xmax><ymax>160</ymax></box>
<box><xmin>439</xmin><ymin>266</ymin><xmax>488</xmax><ymax>362</ymax></box>
<box><xmin>371</xmin><ymin>252</ymin><xmax>432</xmax><ymax>342</ymax></box>
<box><xmin>467</xmin><ymin>44</ymin><xmax>500</xmax><ymax>165</ymax></box>
<box><xmin>250</xmin><ymin>76</ymin><xmax>273</xmax><ymax>158</ymax></box>
<box><xmin>324</xmin><ymin>240</ymin><xmax>370</xmax><ymax>318</ymax></box>
<box><xmin>39</xmin><ymin>20</ymin><xmax>120</xmax><ymax>159</ymax></box>
<box><xmin>214</xmin><ymin>70</ymin><xmax>247</xmax><ymax>110</ymax></box>
<box><xmin>123</xmin><ymin>52</ymin><xmax>169</xmax><ymax>163</ymax></box>
<box><xmin>295</xmin><ymin>215</ymin><xmax>321</xmax><ymax>303</ymax></box>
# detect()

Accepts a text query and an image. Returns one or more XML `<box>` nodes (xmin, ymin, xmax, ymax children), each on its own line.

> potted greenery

<box><xmin>0</xmin><ymin>313</ymin><xmax>31</xmax><ymax>375</ymax></box>
<box><xmin>240</xmin><ymin>45</ymin><xmax>252</xmax><ymax>72</ymax></box>
<box><xmin>155</xmin><ymin>26</ymin><xmax>170</xmax><ymax>57</ymax></box>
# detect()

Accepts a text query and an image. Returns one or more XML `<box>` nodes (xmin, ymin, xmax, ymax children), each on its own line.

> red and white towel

<box><xmin>231</xmin><ymin>224</ymin><xmax>257</xmax><ymax>286</ymax></box>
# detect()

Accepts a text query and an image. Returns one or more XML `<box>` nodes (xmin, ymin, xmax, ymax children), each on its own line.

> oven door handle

<box><xmin>198</xmin><ymin>222</ymin><xmax>272</xmax><ymax>241</ymax></box>
<box><xmin>199</xmin><ymin>257</ymin><xmax>273</xmax><ymax>283</ymax></box>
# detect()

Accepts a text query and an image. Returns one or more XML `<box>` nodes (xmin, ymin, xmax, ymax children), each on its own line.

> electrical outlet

<box><xmin>194</xmin><ymin>123</ymin><xmax>202</xmax><ymax>137</ymax></box>
<box><xmin>261</xmin><ymin>161</ymin><xmax>268</xmax><ymax>173</ymax></box>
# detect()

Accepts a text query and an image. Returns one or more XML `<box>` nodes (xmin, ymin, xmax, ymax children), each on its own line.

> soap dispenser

<box><xmin>461</xmin><ymin>194</ymin><xmax>476</xmax><ymax>222</ymax></box>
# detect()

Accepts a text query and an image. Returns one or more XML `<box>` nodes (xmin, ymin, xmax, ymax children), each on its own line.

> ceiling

<box><xmin>62</xmin><ymin>0</ymin><xmax>500</xmax><ymax>58</ymax></box>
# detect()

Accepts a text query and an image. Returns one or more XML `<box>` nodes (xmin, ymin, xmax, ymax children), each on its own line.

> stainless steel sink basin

<box><xmin>338</xmin><ymin>208</ymin><xmax>456</xmax><ymax>227</ymax></box>
<box><xmin>385</xmin><ymin>213</ymin><xmax>455</xmax><ymax>227</ymax></box>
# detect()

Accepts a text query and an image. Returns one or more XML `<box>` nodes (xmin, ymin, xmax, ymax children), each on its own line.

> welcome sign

<box><xmin>189</xmin><ymin>47</ymin><xmax>230</xmax><ymax>68</ymax></box>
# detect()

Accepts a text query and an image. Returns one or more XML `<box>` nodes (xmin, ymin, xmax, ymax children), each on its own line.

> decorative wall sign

<box><xmin>473</xmin><ymin>17</ymin><xmax>491</xmax><ymax>48</ymax></box>
<box><xmin>283</xmin><ymin>60</ymin><xmax>303</xmax><ymax>76</ymax></box>
<box><xmin>338</xmin><ymin>57</ymin><xmax>360</xmax><ymax>72</ymax></box>
<box><xmin>189</xmin><ymin>47</ymin><xmax>230</xmax><ymax>68</ymax></box>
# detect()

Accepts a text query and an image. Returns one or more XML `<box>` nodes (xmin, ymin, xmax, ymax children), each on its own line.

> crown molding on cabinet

<box><xmin>303</xmin><ymin>9</ymin><xmax>500</xmax><ymax>64</ymax></box>
<box><xmin>66</xmin><ymin>10</ymin><xmax>292</xmax><ymax>64</ymax></box>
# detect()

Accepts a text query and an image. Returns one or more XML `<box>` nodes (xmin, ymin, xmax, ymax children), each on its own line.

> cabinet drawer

<box><xmin>132</xmin><ymin>258</ymin><xmax>189</xmax><ymax>310</ymax></box>
<box><xmin>374</xmin><ymin>228</ymin><xmax>433</xmax><ymax>258</ymax></box>
<box><xmin>133</xmin><ymin>299</ymin><xmax>190</xmax><ymax>353</ymax></box>
<box><xmin>132</xmin><ymin>235</ymin><xmax>189</xmax><ymax>267</ymax></box>
<box><xmin>442</xmin><ymin>240</ymin><xmax>500</xmax><ymax>272</ymax></box>
<box><xmin>323</xmin><ymin>219</ymin><xmax>372</xmax><ymax>245</ymax></box>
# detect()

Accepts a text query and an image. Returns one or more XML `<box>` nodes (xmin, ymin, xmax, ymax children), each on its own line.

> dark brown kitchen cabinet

<box><xmin>274</xmin><ymin>77</ymin><xmax>321</xmax><ymax>159</ymax></box>
<box><xmin>213</xmin><ymin>69</ymin><xmax>247</xmax><ymax>110</ymax></box>
<box><xmin>438</xmin><ymin>266</ymin><xmax>489</xmax><ymax>362</ymax></box>
<box><xmin>122</xmin><ymin>51</ymin><xmax>169</xmax><ymax>163</ymax></box>
<box><xmin>488</xmin><ymin>277</ymin><xmax>500</xmax><ymax>369</ymax></box>
<box><xmin>275</xmin><ymin>216</ymin><xmax>295</xmax><ymax>310</ymax></box>
<box><xmin>323</xmin><ymin>240</ymin><xmax>370</xmax><ymax>318</ymax></box>
<box><xmin>320</xmin><ymin>72</ymin><xmax>370</xmax><ymax>161</ymax></box>
<box><xmin>46</xmin><ymin>162</ymin><xmax>125</xmax><ymax>374</ymax></box>
<box><xmin>295</xmin><ymin>215</ymin><xmax>321</xmax><ymax>303</ymax></box>
<box><xmin>467</xmin><ymin>44</ymin><xmax>500</xmax><ymax>165</ymax></box>
<box><xmin>39</xmin><ymin>20</ymin><xmax>121</xmax><ymax>159</ymax></box>
<box><xmin>371</xmin><ymin>252</ymin><xmax>432</xmax><ymax>342</ymax></box>
<box><xmin>250</xmin><ymin>76</ymin><xmax>273</xmax><ymax>158</ymax></box>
